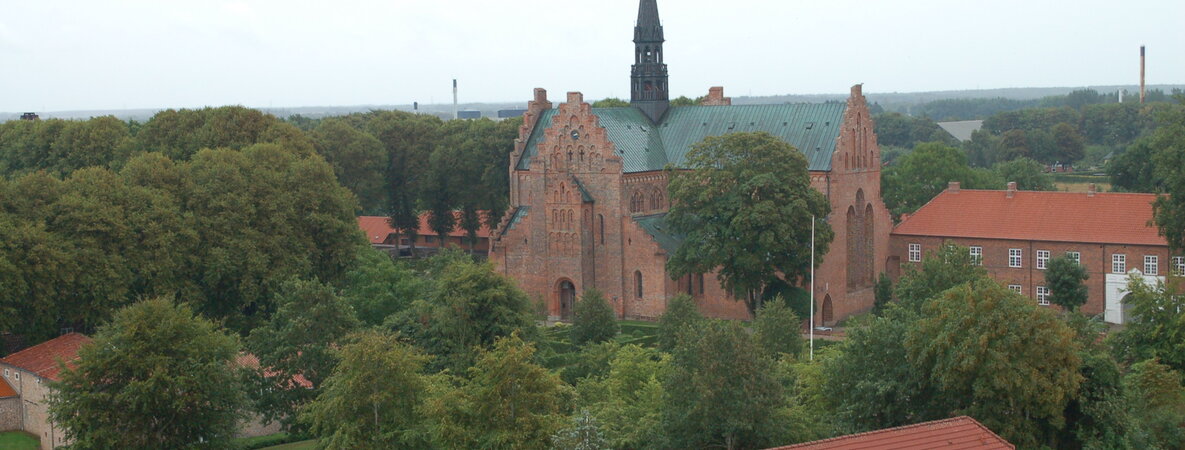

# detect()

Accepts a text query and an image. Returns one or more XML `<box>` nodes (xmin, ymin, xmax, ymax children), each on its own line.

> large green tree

<box><xmin>881</xmin><ymin>142</ymin><xmax>1001</xmax><ymax>216</ymax></box>
<box><xmin>48</xmin><ymin>298</ymin><xmax>247</xmax><ymax>449</ymax></box>
<box><xmin>301</xmin><ymin>329</ymin><xmax>433</xmax><ymax>449</ymax></box>
<box><xmin>570</xmin><ymin>288</ymin><xmax>619</xmax><ymax>346</ymax></box>
<box><xmin>662</xmin><ymin>320</ymin><xmax>791</xmax><ymax>450</ymax></box>
<box><xmin>1108</xmin><ymin>276</ymin><xmax>1185</xmax><ymax>371</ymax></box>
<box><xmin>576</xmin><ymin>344</ymin><xmax>668</xmax><ymax>449</ymax></box>
<box><xmin>992</xmin><ymin>157</ymin><xmax>1054</xmax><ymax>191</ymax></box>
<box><xmin>907</xmin><ymin>279</ymin><xmax>1083</xmax><ymax>447</ymax></box>
<box><xmin>894</xmin><ymin>243</ymin><xmax>986</xmax><ymax>312</ymax></box>
<box><xmin>666</xmin><ymin>132</ymin><xmax>833</xmax><ymax>314</ymax></box>
<box><xmin>245</xmin><ymin>279</ymin><xmax>360</xmax><ymax>430</ymax></box>
<box><xmin>1148</xmin><ymin>102</ymin><xmax>1185</xmax><ymax>250</ymax></box>
<box><xmin>1046</xmin><ymin>254</ymin><xmax>1090</xmax><ymax>312</ymax></box>
<box><xmin>337</xmin><ymin>248</ymin><xmax>427</xmax><ymax>326</ymax></box>
<box><xmin>311</xmin><ymin>118</ymin><xmax>388</xmax><ymax>213</ymax></box>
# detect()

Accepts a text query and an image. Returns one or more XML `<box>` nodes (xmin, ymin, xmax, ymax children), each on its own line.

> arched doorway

<box><xmin>1120</xmin><ymin>293</ymin><xmax>1133</xmax><ymax>325</ymax></box>
<box><xmin>821</xmin><ymin>294</ymin><xmax>834</xmax><ymax>326</ymax></box>
<box><xmin>558</xmin><ymin>280</ymin><xmax>576</xmax><ymax>320</ymax></box>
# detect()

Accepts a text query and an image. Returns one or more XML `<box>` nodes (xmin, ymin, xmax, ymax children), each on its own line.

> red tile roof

<box><xmin>892</xmin><ymin>189</ymin><xmax>1165</xmax><ymax>246</ymax></box>
<box><xmin>358</xmin><ymin>212</ymin><xmax>492</xmax><ymax>245</ymax></box>
<box><xmin>235</xmin><ymin>353</ymin><xmax>313</xmax><ymax>389</ymax></box>
<box><xmin>768</xmin><ymin>416</ymin><xmax>1014</xmax><ymax>449</ymax></box>
<box><xmin>0</xmin><ymin>376</ymin><xmax>16</xmax><ymax>398</ymax></box>
<box><xmin>0</xmin><ymin>333</ymin><xmax>91</xmax><ymax>382</ymax></box>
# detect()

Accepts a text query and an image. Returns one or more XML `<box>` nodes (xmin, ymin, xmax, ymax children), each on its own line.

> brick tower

<box><xmin>630</xmin><ymin>0</ymin><xmax>669</xmax><ymax>123</ymax></box>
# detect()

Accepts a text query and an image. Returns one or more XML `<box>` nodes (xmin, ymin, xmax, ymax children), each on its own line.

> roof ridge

<box><xmin>772</xmin><ymin>416</ymin><xmax>1012</xmax><ymax>449</ymax></box>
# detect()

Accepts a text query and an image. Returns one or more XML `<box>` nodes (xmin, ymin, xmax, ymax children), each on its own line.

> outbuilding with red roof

<box><xmin>0</xmin><ymin>333</ymin><xmax>91</xmax><ymax>449</ymax></box>
<box><xmin>767</xmin><ymin>416</ymin><xmax>1014</xmax><ymax>449</ymax></box>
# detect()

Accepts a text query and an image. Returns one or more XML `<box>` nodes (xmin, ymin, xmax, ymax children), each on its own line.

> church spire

<box><xmin>630</xmin><ymin>0</ymin><xmax>669</xmax><ymax>123</ymax></box>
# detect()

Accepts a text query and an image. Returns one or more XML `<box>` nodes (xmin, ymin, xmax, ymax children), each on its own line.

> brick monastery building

<box><xmin>890</xmin><ymin>182</ymin><xmax>1181</xmax><ymax>324</ymax></box>
<box><xmin>489</xmin><ymin>0</ymin><xmax>891</xmax><ymax>323</ymax></box>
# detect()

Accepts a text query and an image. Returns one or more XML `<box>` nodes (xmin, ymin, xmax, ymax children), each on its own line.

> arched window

<box><xmin>598</xmin><ymin>214</ymin><xmax>605</xmax><ymax>244</ymax></box>
<box><xmin>649</xmin><ymin>190</ymin><xmax>664</xmax><ymax>210</ymax></box>
<box><xmin>635</xmin><ymin>271</ymin><xmax>644</xmax><ymax>298</ymax></box>
<box><xmin>630</xmin><ymin>191</ymin><xmax>645</xmax><ymax>213</ymax></box>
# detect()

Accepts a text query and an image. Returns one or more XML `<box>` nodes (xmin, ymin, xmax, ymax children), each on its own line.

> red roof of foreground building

<box><xmin>768</xmin><ymin>416</ymin><xmax>1014</xmax><ymax>449</ymax></box>
<box><xmin>893</xmin><ymin>186</ymin><xmax>1164</xmax><ymax>246</ymax></box>
<box><xmin>0</xmin><ymin>333</ymin><xmax>91</xmax><ymax>382</ymax></box>
<box><xmin>235</xmin><ymin>353</ymin><xmax>313</xmax><ymax>389</ymax></box>
<box><xmin>357</xmin><ymin>212</ymin><xmax>492</xmax><ymax>245</ymax></box>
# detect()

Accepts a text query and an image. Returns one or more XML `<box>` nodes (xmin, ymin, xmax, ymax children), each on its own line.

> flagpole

<box><xmin>810</xmin><ymin>215</ymin><xmax>815</xmax><ymax>361</ymax></box>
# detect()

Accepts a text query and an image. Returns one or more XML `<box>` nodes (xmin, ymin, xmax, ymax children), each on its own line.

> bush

<box><xmin>570</xmin><ymin>289</ymin><xmax>619</xmax><ymax>346</ymax></box>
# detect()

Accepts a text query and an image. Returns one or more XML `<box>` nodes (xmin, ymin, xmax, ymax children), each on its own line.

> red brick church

<box><xmin>489</xmin><ymin>0</ymin><xmax>891</xmax><ymax>325</ymax></box>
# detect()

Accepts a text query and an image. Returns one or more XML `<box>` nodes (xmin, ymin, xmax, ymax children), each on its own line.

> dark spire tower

<box><xmin>631</xmin><ymin>0</ymin><xmax>669</xmax><ymax>123</ymax></box>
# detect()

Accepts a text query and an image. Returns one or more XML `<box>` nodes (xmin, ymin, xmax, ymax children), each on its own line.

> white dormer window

<box><xmin>1113</xmin><ymin>254</ymin><xmax>1126</xmax><ymax>274</ymax></box>
<box><xmin>1145</xmin><ymin>256</ymin><xmax>1158</xmax><ymax>276</ymax></box>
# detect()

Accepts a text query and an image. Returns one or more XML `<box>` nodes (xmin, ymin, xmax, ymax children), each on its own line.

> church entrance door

<box><xmin>559</xmin><ymin>280</ymin><xmax>576</xmax><ymax>320</ymax></box>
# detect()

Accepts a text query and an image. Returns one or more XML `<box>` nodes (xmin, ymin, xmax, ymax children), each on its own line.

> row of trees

<box><xmin>881</xmin><ymin>142</ymin><xmax>1052</xmax><ymax>216</ymax></box>
<box><xmin>50</xmin><ymin>242</ymin><xmax>1185</xmax><ymax>449</ymax></box>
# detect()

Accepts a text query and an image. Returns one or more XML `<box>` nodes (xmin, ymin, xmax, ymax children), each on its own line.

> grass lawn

<box><xmin>260</xmin><ymin>439</ymin><xmax>316</xmax><ymax>449</ymax></box>
<box><xmin>0</xmin><ymin>431</ymin><xmax>40</xmax><ymax>450</ymax></box>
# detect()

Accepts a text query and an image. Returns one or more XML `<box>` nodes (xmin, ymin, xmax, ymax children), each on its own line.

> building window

<box><xmin>1113</xmin><ymin>254</ymin><xmax>1126</xmax><ymax>274</ymax></box>
<box><xmin>1036</xmin><ymin>250</ymin><xmax>1050</xmax><ymax>270</ymax></box>
<box><xmin>598</xmin><ymin>214</ymin><xmax>605</xmax><ymax>244</ymax></box>
<box><xmin>3</xmin><ymin>369</ymin><xmax>7</xmax><ymax>377</ymax></box>
<box><xmin>697</xmin><ymin>273</ymin><xmax>705</xmax><ymax>294</ymax></box>
<box><xmin>1009</xmin><ymin>248</ymin><xmax>1023</xmax><ymax>268</ymax></box>
<box><xmin>970</xmin><ymin>246</ymin><xmax>983</xmax><ymax>266</ymax></box>
<box><xmin>634</xmin><ymin>271</ymin><xmax>643</xmax><ymax>298</ymax></box>
<box><xmin>1036</xmin><ymin>286</ymin><xmax>1050</xmax><ymax>306</ymax></box>
<box><xmin>1066</xmin><ymin>251</ymin><xmax>1081</xmax><ymax>266</ymax></box>
<box><xmin>1008</xmin><ymin>284</ymin><xmax>1022</xmax><ymax>294</ymax></box>
<box><xmin>1174</xmin><ymin>256</ymin><xmax>1184</xmax><ymax>276</ymax></box>
<box><xmin>908</xmin><ymin>244</ymin><xmax>921</xmax><ymax>262</ymax></box>
<box><xmin>13</xmin><ymin>372</ymin><xmax>18</xmax><ymax>381</ymax></box>
<box><xmin>1144</xmin><ymin>255</ymin><xmax>1158</xmax><ymax>276</ymax></box>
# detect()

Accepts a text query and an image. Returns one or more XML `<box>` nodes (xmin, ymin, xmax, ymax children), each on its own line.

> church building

<box><xmin>489</xmin><ymin>0</ymin><xmax>891</xmax><ymax>324</ymax></box>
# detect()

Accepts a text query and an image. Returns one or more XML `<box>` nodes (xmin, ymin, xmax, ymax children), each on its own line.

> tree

<box><xmin>424</xmin><ymin>332</ymin><xmax>572</xmax><ymax>449</ymax></box>
<box><xmin>997</xmin><ymin>129</ymin><xmax>1030</xmax><ymax>162</ymax></box>
<box><xmin>387</xmin><ymin>255</ymin><xmax>536</xmax><ymax>371</ymax></box>
<box><xmin>656</xmin><ymin>294</ymin><xmax>704</xmax><ymax>352</ymax></box>
<box><xmin>881</xmin><ymin>142</ymin><xmax>1001</xmax><ymax>216</ymax></box>
<box><xmin>894</xmin><ymin>243</ymin><xmax>986</xmax><ymax>312</ymax></box>
<box><xmin>871</xmin><ymin>112</ymin><xmax>956</xmax><ymax>148</ymax></box>
<box><xmin>337</xmin><ymin>248</ymin><xmax>427</xmax><ymax>326</ymax></box>
<box><xmin>551</xmin><ymin>411</ymin><xmax>611</xmax><ymax>450</ymax></box>
<box><xmin>245</xmin><ymin>279</ymin><xmax>360</xmax><ymax>430</ymax></box>
<box><xmin>872</xmin><ymin>273</ymin><xmax>893</xmax><ymax>315</ymax></box>
<box><xmin>300</xmin><ymin>329</ymin><xmax>433</xmax><ymax>449</ymax></box>
<box><xmin>662</xmin><ymin>320</ymin><xmax>791</xmax><ymax>450</ymax></box>
<box><xmin>993</xmin><ymin>157</ymin><xmax>1054</xmax><ymax>191</ymax></box>
<box><xmin>666</xmin><ymin>132</ymin><xmax>833</xmax><ymax>314</ymax></box>
<box><xmin>570</xmin><ymin>288</ymin><xmax>619</xmax><ymax>346</ymax></box>
<box><xmin>311</xmin><ymin>118</ymin><xmax>388</xmax><ymax>212</ymax></box>
<box><xmin>48</xmin><ymin>298</ymin><xmax>247</xmax><ymax>449</ymax></box>
<box><xmin>591</xmin><ymin>98</ymin><xmax>630</xmax><ymax>108</ymax></box>
<box><xmin>368</xmin><ymin>111</ymin><xmax>441</xmax><ymax>257</ymax></box>
<box><xmin>753</xmin><ymin>297</ymin><xmax>803</xmax><ymax>359</ymax></box>
<box><xmin>1123</xmin><ymin>359</ymin><xmax>1185</xmax><ymax>448</ymax></box>
<box><xmin>1046</xmin><ymin>254</ymin><xmax>1090</xmax><ymax>311</ymax></box>
<box><xmin>1108</xmin><ymin>276</ymin><xmax>1185</xmax><ymax>371</ymax></box>
<box><xmin>1149</xmin><ymin>104</ymin><xmax>1185</xmax><ymax>250</ymax></box>
<box><xmin>907</xmin><ymin>279</ymin><xmax>1082</xmax><ymax>447</ymax></box>
<box><xmin>575</xmin><ymin>345</ymin><xmax>668</xmax><ymax>449</ymax></box>
<box><xmin>1051</xmin><ymin>122</ymin><xmax>1086</xmax><ymax>163</ymax></box>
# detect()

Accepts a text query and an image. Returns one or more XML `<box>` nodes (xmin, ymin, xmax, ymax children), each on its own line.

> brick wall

<box><xmin>889</xmin><ymin>235</ymin><xmax>1175</xmax><ymax>316</ymax></box>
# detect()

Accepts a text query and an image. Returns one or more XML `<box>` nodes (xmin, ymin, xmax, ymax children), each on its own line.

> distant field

<box><xmin>1052</xmin><ymin>173</ymin><xmax>1110</xmax><ymax>193</ymax></box>
<box><xmin>0</xmin><ymin>432</ymin><xmax>39</xmax><ymax>450</ymax></box>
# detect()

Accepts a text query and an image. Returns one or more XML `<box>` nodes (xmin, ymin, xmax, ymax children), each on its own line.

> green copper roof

<box><xmin>517</xmin><ymin>103</ymin><xmax>846</xmax><ymax>173</ymax></box>
<box><xmin>634</xmin><ymin>213</ymin><xmax>682</xmax><ymax>254</ymax></box>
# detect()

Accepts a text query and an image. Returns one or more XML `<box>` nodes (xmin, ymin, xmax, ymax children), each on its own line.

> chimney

<box><xmin>702</xmin><ymin>86</ymin><xmax>732</xmax><ymax>106</ymax></box>
<box><xmin>453</xmin><ymin>79</ymin><xmax>459</xmax><ymax>120</ymax></box>
<box><xmin>948</xmin><ymin>181</ymin><xmax>960</xmax><ymax>193</ymax></box>
<box><xmin>567</xmin><ymin>91</ymin><xmax>584</xmax><ymax>104</ymax></box>
<box><xmin>1140</xmin><ymin>46</ymin><xmax>1146</xmax><ymax>104</ymax></box>
<box><xmin>1006</xmin><ymin>181</ymin><xmax>1017</xmax><ymax>198</ymax></box>
<box><xmin>851</xmin><ymin>84</ymin><xmax>863</xmax><ymax>98</ymax></box>
<box><xmin>1087</xmin><ymin>183</ymin><xmax>1096</xmax><ymax>197</ymax></box>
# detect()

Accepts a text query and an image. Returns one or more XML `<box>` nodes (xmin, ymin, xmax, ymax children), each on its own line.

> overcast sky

<box><xmin>2</xmin><ymin>0</ymin><xmax>1182</xmax><ymax>112</ymax></box>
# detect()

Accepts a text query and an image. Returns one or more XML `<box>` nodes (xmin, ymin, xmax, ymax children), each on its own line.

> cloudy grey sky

<box><xmin>1</xmin><ymin>0</ymin><xmax>1181</xmax><ymax>112</ymax></box>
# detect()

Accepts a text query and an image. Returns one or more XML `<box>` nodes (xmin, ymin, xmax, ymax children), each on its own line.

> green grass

<box><xmin>0</xmin><ymin>432</ymin><xmax>40</xmax><ymax>450</ymax></box>
<box><xmin>260</xmin><ymin>440</ymin><xmax>316</xmax><ymax>450</ymax></box>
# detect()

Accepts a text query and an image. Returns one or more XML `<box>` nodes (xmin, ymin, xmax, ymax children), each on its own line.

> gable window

<box><xmin>3</xmin><ymin>369</ymin><xmax>8</xmax><ymax>378</ymax></box>
<box><xmin>908</xmin><ymin>244</ymin><xmax>921</xmax><ymax>262</ymax></box>
<box><xmin>1174</xmin><ymin>256</ymin><xmax>1185</xmax><ymax>276</ymax></box>
<box><xmin>13</xmin><ymin>372</ymin><xmax>18</xmax><ymax>381</ymax></box>
<box><xmin>1009</xmin><ymin>248</ymin><xmax>1023</xmax><ymax>268</ymax></box>
<box><xmin>1036</xmin><ymin>286</ymin><xmax>1050</xmax><ymax>306</ymax></box>
<box><xmin>1036</xmin><ymin>250</ymin><xmax>1050</xmax><ymax>270</ymax></box>
<box><xmin>1066</xmin><ymin>251</ymin><xmax>1081</xmax><ymax>266</ymax></box>
<box><xmin>1112</xmin><ymin>254</ymin><xmax>1126</xmax><ymax>274</ymax></box>
<box><xmin>970</xmin><ymin>246</ymin><xmax>983</xmax><ymax>266</ymax></box>
<box><xmin>1144</xmin><ymin>255</ymin><xmax>1159</xmax><ymax>276</ymax></box>
<box><xmin>634</xmin><ymin>271</ymin><xmax>644</xmax><ymax>298</ymax></box>
<box><xmin>1008</xmin><ymin>284</ymin><xmax>1022</xmax><ymax>294</ymax></box>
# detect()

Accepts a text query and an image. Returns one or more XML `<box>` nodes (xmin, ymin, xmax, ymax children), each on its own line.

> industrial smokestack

<box><xmin>1140</xmin><ymin>46</ymin><xmax>1146</xmax><ymax>104</ymax></box>
<box><xmin>453</xmin><ymin>79</ymin><xmax>459</xmax><ymax>120</ymax></box>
